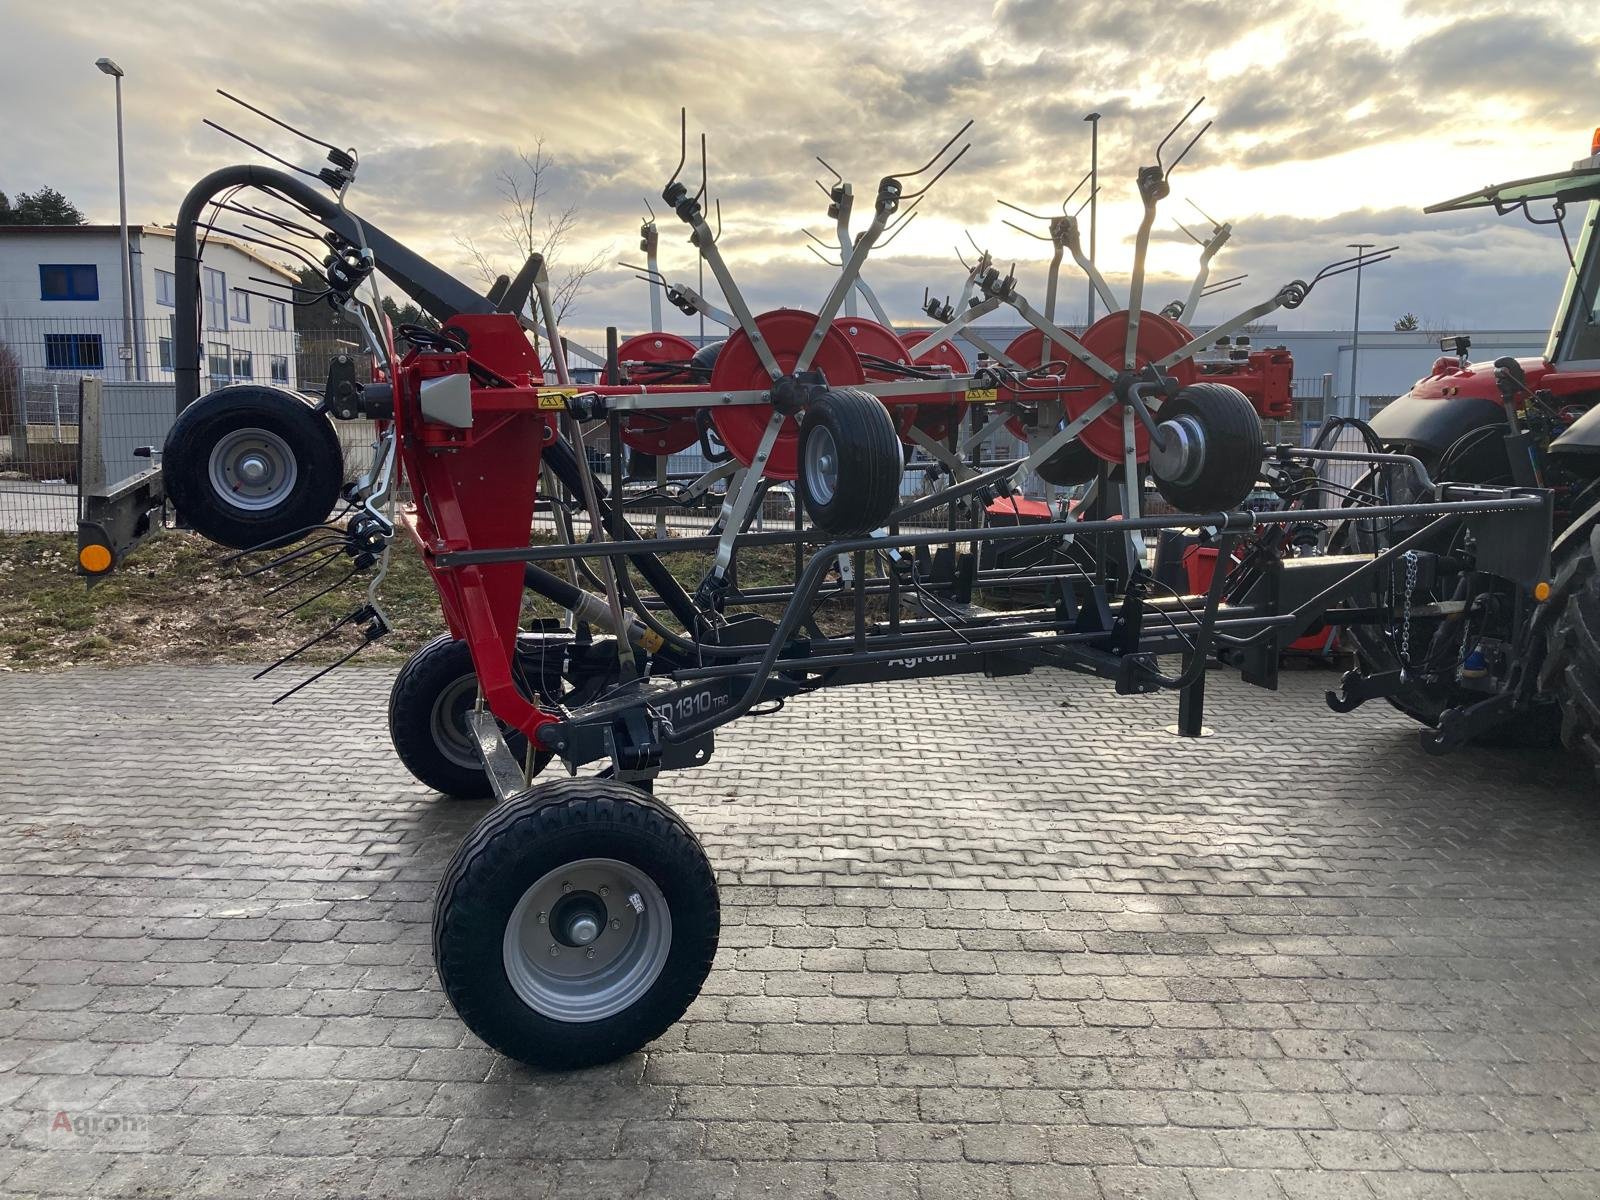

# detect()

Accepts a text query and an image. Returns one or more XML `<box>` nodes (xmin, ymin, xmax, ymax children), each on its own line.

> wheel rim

<box><xmin>804</xmin><ymin>425</ymin><xmax>840</xmax><ymax>507</ymax></box>
<box><xmin>429</xmin><ymin>673</ymin><xmax>483</xmax><ymax>770</ymax></box>
<box><xmin>207</xmin><ymin>427</ymin><xmax>298</xmax><ymax>511</ymax></box>
<box><xmin>502</xmin><ymin>857</ymin><xmax>672</xmax><ymax>1023</ymax></box>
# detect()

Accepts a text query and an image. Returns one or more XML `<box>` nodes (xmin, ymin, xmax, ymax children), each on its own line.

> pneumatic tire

<box><xmin>798</xmin><ymin>388</ymin><xmax>903</xmax><ymax>536</ymax></box>
<box><xmin>1539</xmin><ymin>523</ymin><xmax>1600</xmax><ymax>779</ymax></box>
<box><xmin>162</xmin><ymin>385</ymin><xmax>344</xmax><ymax>550</ymax></box>
<box><xmin>388</xmin><ymin>635</ymin><xmax>536</xmax><ymax>799</ymax></box>
<box><xmin>433</xmin><ymin>778</ymin><xmax>720</xmax><ymax>1069</ymax></box>
<box><xmin>1149</xmin><ymin>382</ymin><xmax>1263</xmax><ymax>513</ymax></box>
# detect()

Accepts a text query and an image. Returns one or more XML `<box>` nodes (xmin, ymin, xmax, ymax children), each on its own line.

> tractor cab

<box><xmin>1370</xmin><ymin>135</ymin><xmax>1600</xmax><ymax>471</ymax></box>
<box><xmin>1425</xmin><ymin>142</ymin><xmax>1600</xmax><ymax>370</ymax></box>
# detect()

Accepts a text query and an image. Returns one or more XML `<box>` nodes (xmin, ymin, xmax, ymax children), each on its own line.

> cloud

<box><xmin>0</xmin><ymin>0</ymin><xmax>1593</xmax><ymax>344</ymax></box>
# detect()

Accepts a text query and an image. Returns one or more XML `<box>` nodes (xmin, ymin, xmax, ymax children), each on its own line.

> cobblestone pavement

<box><xmin>0</xmin><ymin>663</ymin><xmax>1596</xmax><ymax>1199</ymax></box>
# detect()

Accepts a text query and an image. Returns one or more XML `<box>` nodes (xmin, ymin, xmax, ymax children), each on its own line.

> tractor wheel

<box><xmin>162</xmin><ymin>385</ymin><xmax>344</xmax><ymax>551</ymax></box>
<box><xmin>388</xmin><ymin>635</ymin><xmax>539</xmax><ymax>799</ymax></box>
<box><xmin>1148</xmin><ymin>383</ymin><xmax>1263</xmax><ymax>513</ymax></box>
<box><xmin>1539</xmin><ymin>523</ymin><xmax>1600</xmax><ymax>778</ymax></box>
<box><xmin>798</xmin><ymin>388</ymin><xmax>903</xmax><ymax>536</ymax></box>
<box><xmin>433</xmin><ymin>778</ymin><xmax>720</xmax><ymax>1069</ymax></box>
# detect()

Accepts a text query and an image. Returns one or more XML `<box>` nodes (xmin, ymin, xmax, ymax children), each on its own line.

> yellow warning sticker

<box><xmin>536</xmin><ymin>389</ymin><xmax>576</xmax><ymax>411</ymax></box>
<box><xmin>965</xmin><ymin>387</ymin><xmax>999</xmax><ymax>402</ymax></box>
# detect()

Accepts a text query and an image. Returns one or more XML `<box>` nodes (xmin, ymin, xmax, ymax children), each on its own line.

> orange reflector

<box><xmin>1593</xmin><ymin>127</ymin><xmax>1600</xmax><ymax>157</ymax></box>
<box><xmin>1534</xmin><ymin>581</ymin><xmax>1552</xmax><ymax>602</ymax></box>
<box><xmin>78</xmin><ymin>544</ymin><xmax>113</xmax><ymax>574</ymax></box>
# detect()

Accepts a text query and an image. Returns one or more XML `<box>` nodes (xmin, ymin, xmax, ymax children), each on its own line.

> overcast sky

<box><xmin>4</xmin><ymin>0</ymin><xmax>1598</xmax><ymax>345</ymax></box>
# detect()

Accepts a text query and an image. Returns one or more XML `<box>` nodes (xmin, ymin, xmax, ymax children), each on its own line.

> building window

<box><xmin>155</xmin><ymin>269</ymin><xmax>175</xmax><ymax>307</ymax></box>
<box><xmin>208</xmin><ymin>341</ymin><xmax>230</xmax><ymax>385</ymax></box>
<box><xmin>268</xmin><ymin>299</ymin><xmax>288</xmax><ymax>330</ymax></box>
<box><xmin>44</xmin><ymin>333</ymin><xmax>104</xmax><ymax>370</ymax></box>
<box><xmin>204</xmin><ymin>267</ymin><xmax>227</xmax><ymax>329</ymax></box>
<box><xmin>269</xmin><ymin>354</ymin><xmax>289</xmax><ymax>384</ymax></box>
<box><xmin>158</xmin><ymin>337</ymin><xmax>173</xmax><ymax>370</ymax></box>
<box><xmin>39</xmin><ymin>264</ymin><xmax>99</xmax><ymax>302</ymax></box>
<box><xmin>230</xmin><ymin>289</ymin><xmax>250</xmax><ymax>323</ymax></box>
<box><xmin>232</xmin><ymin>350</ymin><xmax>253</xmax><ymax>380</ymax></box>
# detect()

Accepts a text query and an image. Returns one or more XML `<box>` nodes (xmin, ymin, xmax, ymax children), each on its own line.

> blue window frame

<box><xmin>39</xmin><ymin>264</ymin><xmax>99</xmax><ymax>302</ymax></box>
<box><xmin>44</xmin><ymin>333</ymin><xmax>104</xmax><ymax>370</ymax></box>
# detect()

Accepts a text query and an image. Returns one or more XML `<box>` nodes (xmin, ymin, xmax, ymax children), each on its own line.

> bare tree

<box><xmin>456</xmin><ymin>140</ymin><xmax>609</xmax><ymax>342</ymax></box>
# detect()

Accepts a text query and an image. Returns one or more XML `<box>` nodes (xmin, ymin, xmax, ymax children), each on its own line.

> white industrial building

<box><xmin>0</xmin><ymin>224</ymin><xmax>301</xmax><ymax>394</ymax></box>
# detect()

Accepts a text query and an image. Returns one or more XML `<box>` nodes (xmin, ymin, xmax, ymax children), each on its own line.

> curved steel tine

<box><xmin>1155</xmin><ymin>96</ymin><xmax>1205</xmax><ymax>169</ymax></box>
<box><xmin>802</xmin><ymin>228</ymin><xmax>837</xmax><ymax>250</ymax></box>
<box><xmin>696</xmin><ymin>132</ymin><xmax>709</xmax><ymax>206</ymax></box>
<box><xmin>197</xmin><ymin>219</ymin><xmax>323</xmax><ymax>274</ymax></box>
<box><xmin>1203</xmin><ymin>272</ymin><xmax>1248</xmax><ymax>292</ymax></box>
<box><xmin>887</xmin><ymin>118</ymin><xmax>974</xmax><ymax>181</ymax></box>
<box><xmin>1199</xmin><ymin>278</ymin><xmax>1244</xmax><ymax>298</ymax></box>
<box><xmin>877</xmin><ymin>210</ymin><xmax>919</xmax><ymax>248</ymax></box>
<box><xmin>1310</xmin><ymin>245</ymin><xmax>1398</xmax><ymax>286</ymax></box>
<box><xmin>643</xmin><ymin>195</ymin><xmax>657</xmax><ymax>221</ymax></box>
<box><xmin>217</xmin><ymin>88</ymin><xmax>345</xmax><ymax>156</ymax></box>
<box><xmin>1072</xmin><ymin>185</ymin><xmax>1100</xmax><ymax>217</ymax></box>
<box><xmin>237</xmin><ymin>282</ymin><xmax>328</xmax><ymax>308</ymax></box>
<box><xmin>202</xmin><ymin>119</ymin><xmax>322</xmax><ymax>181</ymax></box>
<box><xmin>899</xmin><ymin>142</ymin><xmax>971</xmax><ymax>201</ymax></box>
<box><xmin>1174</xmin><ymin>219</ymin><xmax>1205</xmax><ymax>245</ymax></box>
<box><xmin>997</xmin><ymin>197</ymin><xmax>1054</xmax><ymax>222</ymax></box>
<box><xmin>1165</xmin><ymin>120</ymin><xmax>1212</xmax><ymax>175</ymax></box>
<box><xmin>965</xmin><ymin>229</ymin><xmax>984</xmax><ymax>253</ymax></box>
<box><xmin>618</xmin><ymin>260</ymin><xmax>668</xmax><ymax>282</ymax></box>
<box><xmin>239</xmin><ymin>222</ymin><xmax>329</xmax><ymax>269</ymax></box>
<box><xmin>816</xmin><ymin>155</ymin><xmax>842</xmax><ymax>185</ymax></box>
<box><xmin>665</xmin><ymin>107</ymin><xmax>688</xmax><ymax>190</ymax></box>
<box><xmin>883</xmin><ymin>195</ymin><xmax>924</xmax><ymax>235</ymax></box>
<box><xmin>804</xmin><ymin>244</ymin><xmax>834</xmax><ymax>265</ymax></box>
<box><xmin>221</xmin><ymin>201</ymin><xmax>321</xmax><ymax>240</ymax></box>
<box><xmin>1062</xmin><ymin>169</ymin><xmax>1094</xmax><ymax>211</ymax></box>
<box><xmin>1187</xmin><ymin>196</ymin><xmax>1222</xmax><ymax>228</ymax></box>
<box><xmin>955</xmin><ymin>245</ymin><xmax>971</xmax><ymax>270</ymax></box>
<box><xmin>712</xmin><ymin>198</ymin><xmax>722</xmax><ymax>243</ymax></box>
<box><xmin>1001</xmin><ymin>219</ymin><xmax>1052</xmax><ymax>242</ymax></box>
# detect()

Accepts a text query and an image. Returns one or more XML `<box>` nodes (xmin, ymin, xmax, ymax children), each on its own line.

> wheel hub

<box><xmin>502</xmin><ymin>857</ymin><xmax>672</xmax><ymax>1023</ymax></box>
<box><xmin>1149</xmin><ymin>414</ymin><xmax>1206</xmax><ymax>486</ymax></box>
<box><xmin>206</xmin><ymin>426</ymin><xmax>299</xmax><ymax>512</ymax></box>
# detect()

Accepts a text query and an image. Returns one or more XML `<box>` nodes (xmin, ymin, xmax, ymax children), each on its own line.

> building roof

<box><xmin>0</xmin><ymin>223</ymin><xmax>298</xmax><ymax>281</ymax></box>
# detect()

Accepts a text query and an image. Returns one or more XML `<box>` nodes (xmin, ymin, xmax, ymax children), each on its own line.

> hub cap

<box><xmin>803</xmin><ymin>425</ymin><xmax>840</xmax><ymax>506</ymax></box>
<box><xmin>1149</xmin><ymin>415</ymin><xmax>1206</xmax><ymax>486</ymax></box>
<box><xmin>502</xmin><ymin>857</ymin><xmax>672</xmax><ymax>1023</ymax></box>
<box><xmin>207</xmin><ymin>427</ymin><xmax>298</xmax><ymax>511</ymax></box>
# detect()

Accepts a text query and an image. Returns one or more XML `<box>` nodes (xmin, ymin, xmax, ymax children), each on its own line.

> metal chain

<box><xmin>1399</xmin><ymin>549</ymin><xmax>1419</xmax><ymax>669</ymax></box>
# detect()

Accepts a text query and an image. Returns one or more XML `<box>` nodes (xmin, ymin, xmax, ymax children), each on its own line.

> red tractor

<box><xmin>1326</xmin><ymin>134</ymin><xmax>1600</xmax><ymax>769</ymax></box>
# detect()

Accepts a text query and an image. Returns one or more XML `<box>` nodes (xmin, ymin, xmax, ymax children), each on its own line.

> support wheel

<box><xmin>433</xmin><ymin>778</ymin><xmax>720</xmax><ymax>1069</ymax></box>
<box><xmin>389</xmin><ymin>635</ymin><xmax>536</xmax><ymax>798</ymax></box>
<box><xmin>1034</xmin><ymin>438</ymin><xmax>1100</xmax><ymax>487</ymax></box>
<box><xmin>1148</xmin><ymin>382</ymin><xmax>1263</xmax><ymax>512</ymax></box>
<box><xmin>162</xmin><ymin>385</ymin><xmax>344</xmax><ymax>550</ymax></box>
<box><xmin>798</xmin><ymin>388</ymin><xmax>902</xmax><ymax>536</ymax></box>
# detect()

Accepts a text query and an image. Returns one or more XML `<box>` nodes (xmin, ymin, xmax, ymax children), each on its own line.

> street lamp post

<box><xmin>95</xmin><ymin>57</ymin><xmax>138</xmax><ymax>382</ymax></box>
<box><xmin>1346</xmin><ymin>242</ymin><xmax>1374</xmax><ymax>420</ymax></box>
<box><xmin>1084</xmin><ymin>112</ymin><xmax>1100</xmax><ymax>326</ymax></box>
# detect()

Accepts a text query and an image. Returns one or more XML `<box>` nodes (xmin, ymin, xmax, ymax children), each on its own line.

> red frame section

<box><xmin>392</xmin><ymin>313</ymin><xmax>560</xmax><ymax>741</ymax></box>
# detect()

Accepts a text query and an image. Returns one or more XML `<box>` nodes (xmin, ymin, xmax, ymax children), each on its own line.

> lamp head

<box><xmin>95</xmin><ymin>58</ymin><xmax>124</xmax><ymax>78</ymax></box>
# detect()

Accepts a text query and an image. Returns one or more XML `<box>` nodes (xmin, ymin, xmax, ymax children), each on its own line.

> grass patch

<box><xmin>0</xmin><ymin>528</ymin><xmax>818</xmax><ymax>672</ymax></box>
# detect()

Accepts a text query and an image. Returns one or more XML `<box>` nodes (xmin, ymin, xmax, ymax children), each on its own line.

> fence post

<box><xmin>78</xmin><ymin>378</ymin><xmax>106</xmax><ymax>501</ymax></box>
<box><xmin>1321</xmin><ymin>372</ymin><xmax>1335</xmax><ymax>424</ymax></box>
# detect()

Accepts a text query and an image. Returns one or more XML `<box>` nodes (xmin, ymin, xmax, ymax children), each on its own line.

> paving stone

<box><xmin>0</xmin><ymin>664</ymin><xmax>1596</xmax><ymax>1193</ymax></box>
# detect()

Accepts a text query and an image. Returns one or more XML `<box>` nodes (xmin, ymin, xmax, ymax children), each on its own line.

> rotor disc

<box><xmin>898</xmin><ymin>331</ymin><xmax>970</xmax><ymax>444</ymax></box>
<box><xmin>709</xmin><ymin>310</ymin><xmax>865</xmax><ymax>479</ymax></box>
<box><xmin>615</xmin><ymin>332</ymin><xmax>702</xmax><ymax>455</ymax></box>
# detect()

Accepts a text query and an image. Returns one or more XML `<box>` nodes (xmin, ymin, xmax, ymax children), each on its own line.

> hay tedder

<box><xmin>100</xmin><ymin>97</ymin><xmax>1563</xmax><ymax>1068</ymax></box>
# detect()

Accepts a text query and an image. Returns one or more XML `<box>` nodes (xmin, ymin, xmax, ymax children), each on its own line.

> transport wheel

<box><xmin>162</xmin><ymin>385</ymin><xmax>344</xmax><ymax>550</ymax></box>
<box><xmin>1148</xmin><ymin>382</ymin><xmax>1263</xmax><ymax>512</ymax></box>
<box><xmin>797</xmin><ymin>388</ymin><xmax>903</xmax><ymax>536</ymax></box>
<box><xmin>1538</xmin><ymin>523</ymin><xmax>1600</xmax><ymax>777</ymax></box>
<box><xmin>433</xmin><ymin>777</ymin><xmax>720</xmax><ymax>1069</ymax></box>
<box><xmin>388</xmin><ymin>635</ymin><xmax>537</xmax><ymax>799</ymax></box>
